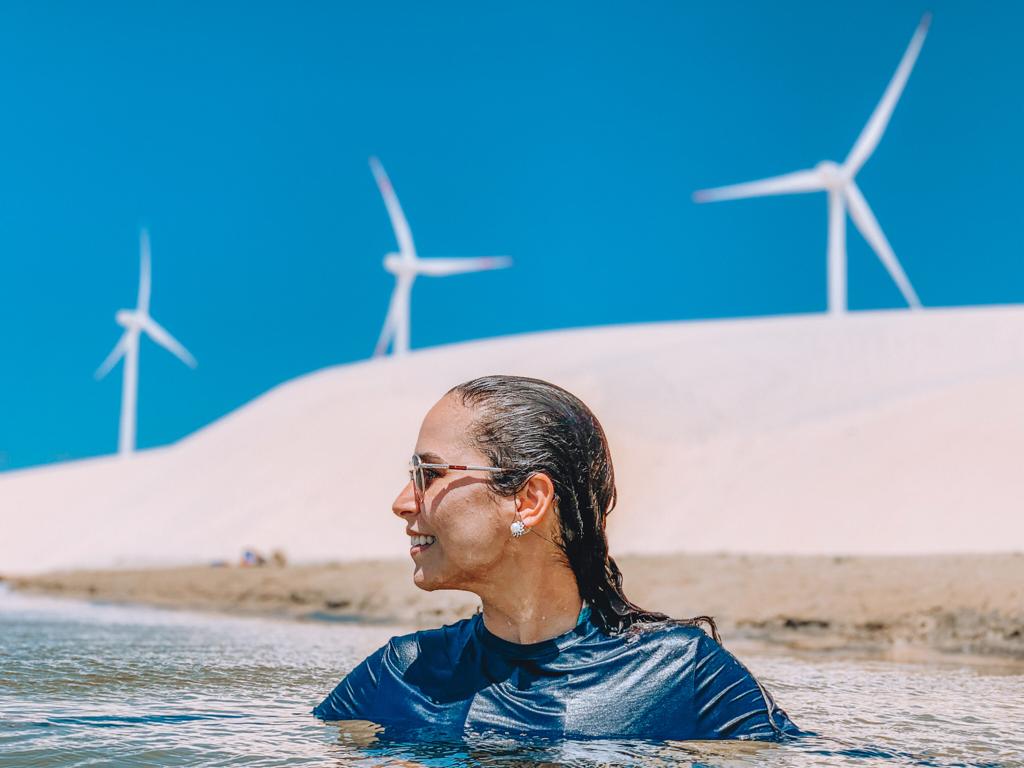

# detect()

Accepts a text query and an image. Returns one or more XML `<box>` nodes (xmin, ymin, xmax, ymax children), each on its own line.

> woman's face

<box><xmin>392</xmin><ymin>393</ymin><xmax>513</xmax><ymax>592</ymax></box>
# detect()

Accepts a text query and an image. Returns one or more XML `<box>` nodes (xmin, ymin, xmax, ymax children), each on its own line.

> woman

<box><xmin>314</xmin><ymin>375</ymin><xmax>800</xmax><ymax>741</ymax></box>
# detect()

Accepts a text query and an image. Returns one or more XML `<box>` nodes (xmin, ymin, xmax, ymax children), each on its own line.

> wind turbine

<box><xmin>370</xmin><ymin>157</ymin><xmax>511</xmax><ymax>357</ymax></box>
<box><xmin>96</xmin><ymin>229</ymin><xmax>197</xmax><ymax>455</ymax></box>
<box><xmin>694</xmin><ymin>14</ymin><xmax>931</xmax><ymax>314</ymax></box>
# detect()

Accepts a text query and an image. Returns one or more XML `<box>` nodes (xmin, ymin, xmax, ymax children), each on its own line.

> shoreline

<box><xmin>8</xmin><ymin>553</ymin><xmax>1024</xmax><ymax>663</ymax></box>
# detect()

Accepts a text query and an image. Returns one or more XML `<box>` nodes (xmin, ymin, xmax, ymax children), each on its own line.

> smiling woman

<box><xmin>313</xmin><ymin>375</ymin><xmax>801</xmax><ymax>741</ymax></box>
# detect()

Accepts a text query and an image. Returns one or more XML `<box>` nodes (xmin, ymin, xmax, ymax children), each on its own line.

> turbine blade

<box><xmin>843</xmin><ymin>181</ymin><xmax>921</xmax><ymax>309</ymax></box>
<box><xmin>95</xmin><ymin>333</ymin><xmax>129</xmax><ymax>380</ymax></box>
<box><xmin>137</xmin><ymin>229</ymin><xmax>152</xmax><ymax>315</ymax></box>
<box><xmin>141</xmin><ymin>316</ymin><xmax>198</xmax><ymax>368</ymax></box>
<box><xmin>374</xmin><ymin>298</ymin><xmax>398</xmax><ymax>357</ymax></box>
<box><xmin>369</xmin><ymin>157</ymin><xmax>416</xmax><ymax>258</ymax></box>
<box><xmin>373</xmin><ymin>316</ymin><xmax>395</xmax><ymax>358</ymax></box>
<box><xmin>415</xmin><ymin>256</ymin><xmax>512</xmax><ymax>277</ymax></box>
<box><xmin>827</xmin><ymin>188</ymin><xmax>847</xmax><ymax>314</ymax></box>
<box><xmin>844</xmin><ymin>14</ymin><xmax>931</xmax><ymax>176</ymax></box>
<box><xmin>693</xmin><ymin>168</ymin><xmax>825</xmax><ymax>203</ymax></box>
<box><xmin>373</xmin><ymin>274</ymin><xmax>411</xmax><ymax>357</ymax></box>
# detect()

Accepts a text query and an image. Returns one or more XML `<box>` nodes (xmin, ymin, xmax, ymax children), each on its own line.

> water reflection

<box><xmin>1</xmin><ymin>587</ymin><xmax>1021</xmax><ymax>768</ymax></box>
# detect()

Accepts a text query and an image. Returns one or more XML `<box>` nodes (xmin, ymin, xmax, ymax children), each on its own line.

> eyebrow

<box><xmin>416</xmin><ymin>451</ymin><xmax>446</xmax><ymax>463</ymax></box>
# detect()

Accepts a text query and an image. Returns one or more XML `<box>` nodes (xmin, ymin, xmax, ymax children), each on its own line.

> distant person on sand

<box><xmin>240</xmin><ymin>549</ymin><xmax>266</xmax><ymax>567</ymax></box>
<box><xmin>314</xmin><ymin>375</ymin><xmax>801</xmax><ymax>740</ymax></box>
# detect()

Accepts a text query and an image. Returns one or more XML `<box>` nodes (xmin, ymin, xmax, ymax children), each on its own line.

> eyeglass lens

<box><xmin>410</xmin><ymin>455</ymin><xmax>424</xmax><ymax>505</ymax></box>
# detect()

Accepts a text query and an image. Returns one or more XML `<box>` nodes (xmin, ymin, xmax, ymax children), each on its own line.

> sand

<box><xmin>10</xmin><ymin>553</ymin><xmax>1024</xmax><ymax>662</ymax></box>
<box><xmin>2</xmin><ymin>306</ymin><xmax>1024</xmax><ymax>575</ymax></box>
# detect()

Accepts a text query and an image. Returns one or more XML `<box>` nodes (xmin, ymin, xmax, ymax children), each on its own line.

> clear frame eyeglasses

<box><xmin>408</xmin><ymin>453</ymin><xmax>509</xmax><ymax>513</ymax></box>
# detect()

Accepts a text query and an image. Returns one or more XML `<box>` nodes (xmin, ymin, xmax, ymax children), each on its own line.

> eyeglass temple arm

<box><xmin>418</xmin><ymin>463</ymin><xmax>507</xmax><ymax>472</ymax></box>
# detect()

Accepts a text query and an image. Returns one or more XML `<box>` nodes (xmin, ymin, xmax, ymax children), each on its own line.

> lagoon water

<box><xmin>1</xmin><ymin>586</ymin><xmax>1022</xmax><ymax>768</ymax></box>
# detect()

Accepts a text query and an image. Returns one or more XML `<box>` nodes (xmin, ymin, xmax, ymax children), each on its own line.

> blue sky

<box><xmin>1</xmin><ymin>1</ymin><xmax>1020</xmax><ymax>470</ymax></box>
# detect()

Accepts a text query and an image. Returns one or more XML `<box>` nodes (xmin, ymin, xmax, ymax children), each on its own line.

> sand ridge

<box><xmin>2</xmin><ymin>306</ymin><xmax>1024</xmax><ymax>574</ymax></box>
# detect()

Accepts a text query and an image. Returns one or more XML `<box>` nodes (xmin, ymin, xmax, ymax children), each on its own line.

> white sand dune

<box><xmin>2</xmin><ymin>306</ymin><xmax>1023</xmax><ymax>575</ymax></box>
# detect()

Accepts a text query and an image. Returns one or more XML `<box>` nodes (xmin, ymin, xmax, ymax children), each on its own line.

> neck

<box><xmin>476</xmin><ymin>557</ymin><xmax>583</xmax><ymax>645</ymax></box>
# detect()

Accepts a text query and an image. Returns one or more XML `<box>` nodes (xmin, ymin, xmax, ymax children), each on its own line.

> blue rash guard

<box><xmin>313</xmin><ymin>607</ymin><xmax>800</xmax><ymax>741</ymax></box>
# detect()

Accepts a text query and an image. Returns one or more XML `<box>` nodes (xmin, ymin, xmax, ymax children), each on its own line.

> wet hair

<box><xmin>448</xmin><ymin>375</ymin><xmax>719</xmax><ymax>640</ymax></box>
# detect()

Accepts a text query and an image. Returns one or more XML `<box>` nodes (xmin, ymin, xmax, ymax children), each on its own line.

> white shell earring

<box><xmin>510</xmin><ymin>519</ymin><xmax>527</xmax><ymax>538</ymax></box>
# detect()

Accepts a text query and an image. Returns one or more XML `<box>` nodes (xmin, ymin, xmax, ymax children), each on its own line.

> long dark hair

<box><xmin>449</xmin><ymin>375</ymin><xmax>719</xmax><ymax>640</ymax></box>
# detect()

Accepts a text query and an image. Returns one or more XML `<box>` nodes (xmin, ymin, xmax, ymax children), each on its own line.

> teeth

<box><xmin>410</xmin><ymin>535</ymin><xmax>436</xmax><ymax>547</ymax></box>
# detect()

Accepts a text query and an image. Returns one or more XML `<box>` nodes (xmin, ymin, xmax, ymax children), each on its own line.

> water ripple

<box><xmin>1</xmin><ymin>589</ymin><xmax>1022</xmax><ymax>767</ymax></box>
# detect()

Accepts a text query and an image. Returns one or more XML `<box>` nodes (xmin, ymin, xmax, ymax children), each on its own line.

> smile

<box><xmin>409</xmin><ymin>535</ymin><xmax>436</xmax><ymax>552</ymax></box>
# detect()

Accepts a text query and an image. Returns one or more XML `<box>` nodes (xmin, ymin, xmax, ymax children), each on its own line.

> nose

<box><xmin>392</xmin><ymin>478</ymin><xmax>418</xmax><ymax>519</ymax></box>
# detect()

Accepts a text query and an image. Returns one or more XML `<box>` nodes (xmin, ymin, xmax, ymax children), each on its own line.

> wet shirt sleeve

<box><xmin>312</xmin><ymin>644</ymin><xmax>387</xmax><ymax>722</ymax></box>
<box><xmin>690</xmin><ymin>633</ymin><xmax>801</xmax><ymax>740</ymax></box>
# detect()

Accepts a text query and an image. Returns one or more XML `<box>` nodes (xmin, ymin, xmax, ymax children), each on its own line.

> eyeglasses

<box><xmin>408</xmin><ymin>453</ymin><xmax>509</xmax><ymax>512</ymax></box>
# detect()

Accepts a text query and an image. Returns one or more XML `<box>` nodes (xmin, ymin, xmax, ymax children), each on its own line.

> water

<box><xmin>1</xmin><ymin>587</ymin><xmax>1022</xmax><ymax>767</ymax></box>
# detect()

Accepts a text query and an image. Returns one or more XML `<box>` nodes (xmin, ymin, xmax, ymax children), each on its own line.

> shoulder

<box><xmin>626</xmin><ymin>621</ymin><xmax>742</xmax><ymax>666</ymax></box>
<box><xmin>575</xmin><ymin>620</ymin><xmax>713</xmax><ymax>677</ymax></box>
<box><xmin>628</xmin><ymin>623</ymin><xmax>782</xmax><ymax>701</ymax></box>
<box><xmin>312</xmin><ymin>614</ymin><xmax>479</xmax><ymax>722</ymax></box>
<box><xmin>379</xmin><ymin>614</ymin><xmax>479</xmax><ymax>672</ymax></box>
<box><xmin>621</xmin><ymin>620</ymin><xmax>713</xmax><ymax>657</ymax></box>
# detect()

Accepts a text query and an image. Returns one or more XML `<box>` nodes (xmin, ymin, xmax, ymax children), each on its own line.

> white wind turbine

<box><xmin>694</xmin><ymin>14</ymin><xmax>931</xmax><ymax>314</ymax></box>
<box><xmin>370</xmin><ymin>157</ymin><xmax>511</xmax><ymax>357</ymax></box>
<box><xmin>96</xmin><ymin>229</ymin><xmax>197</xmax><ymax>455</ymax></box>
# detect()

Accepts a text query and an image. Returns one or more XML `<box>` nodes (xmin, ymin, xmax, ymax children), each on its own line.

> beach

<box><xmin>9</xmin><ymin>552</ymin><xmax>1023</xmax><ymax>662</ymax></box>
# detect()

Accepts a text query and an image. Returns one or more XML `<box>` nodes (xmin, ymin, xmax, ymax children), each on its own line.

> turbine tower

<box><xmin>370</xmin><ymin>157</ymin><xmax>511</xmax><ymax>357</ymax></box>
<box><xmin>694</xmin><ymin>14</ymin><xmax>931</xmax><ymax>314</ymax></box>
<box><xmin>96</xmin><ymin>229</ymin><xmax>197</xmax><ymax>455</ymax></box>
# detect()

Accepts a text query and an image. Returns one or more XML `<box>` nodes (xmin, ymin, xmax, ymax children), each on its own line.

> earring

<box><xmin>510</xmin><ymin>519</ymin><xmax>527</xmax><ymax>538</ymax></box>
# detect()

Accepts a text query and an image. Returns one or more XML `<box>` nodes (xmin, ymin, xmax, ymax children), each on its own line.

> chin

<box><xmin>412</xmin><ymin>567</ymin><xmax>442</xmax><ymax>592</ymax></box>
<box><xmin>413</xmin><ymin>564</ymin><xmax>466</xmax><ymax>593</ymax></box>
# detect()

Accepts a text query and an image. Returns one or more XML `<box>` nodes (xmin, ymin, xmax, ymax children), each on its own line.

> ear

<box><xmin>515</xmin><ymin>472</ymin><xmax>556</xmax><ymax>530</ymax></box>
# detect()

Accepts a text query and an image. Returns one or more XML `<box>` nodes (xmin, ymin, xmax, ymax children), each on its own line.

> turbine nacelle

<box><xmin>115</xmin><ymin>309</ymin><xmax>142</xmax><ymax>328</ymax></box>
<box><xmin>815</xmin><ymin>160</ymin><xmax>846</xmax><ymax>188</ymax></box>
<box><xmin>383</xmin><ymin>253</ymin><xmax>414</xmax><ymax>275</ymax></box>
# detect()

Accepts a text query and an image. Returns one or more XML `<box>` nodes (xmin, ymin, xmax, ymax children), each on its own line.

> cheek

<box><xmin>429</xmin><ymin>492</ymin><xmax>506</xmax><ymax>563</ymax></box>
